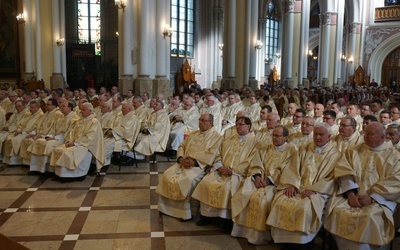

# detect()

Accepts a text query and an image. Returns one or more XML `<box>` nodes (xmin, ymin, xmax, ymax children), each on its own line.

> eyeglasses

<box><xmin>339</xmin><ymin>124</ymin><xmax>354</xmax><ymax>127</ymax></box>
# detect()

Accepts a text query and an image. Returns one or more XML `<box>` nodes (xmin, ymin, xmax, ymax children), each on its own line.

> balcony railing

<box><xmin>375</xmin><ymin>6</ymin><xmax>400</xmax><ymax>22</ymax></box>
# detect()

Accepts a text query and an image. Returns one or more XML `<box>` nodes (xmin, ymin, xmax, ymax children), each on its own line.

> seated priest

<box><xmin>167</xmin><ymin>97</ymin><xmax>199</xmax><ymax>158</ymax></box>
<box><xmin>231</xmin><ymin>125</ymin><xmax>299</xmax><ymax>245</ymax></box>
<box><xmin>105</xmin><ymin>103</ymin><xmax>141</xmax><ymax>165</ymax></box>
<box><xmin>157</xmin><ymin>113</ymin><xmax>222</xmax><ymax>221</ymax></box>
<box><xmin>325</xmin><ymin>122</ymin><xmax>400</xmax><ymax>250</ymax></box>
<box><xmin>27</xmin><ymin>101</ymin><xmax>79</xmax><ymax>177</ymax></box>
<box><xmin>192</xmin><ymin>116</ymin><xmax>259</xmax><ymax>233</ymax></box>
<box><xmin>3</xmin><ymin>100</ymin><xmax>44</xmax><ymax>165</ymax></box>
<box><xmin>266</xmin><ymin>123</ymin><xmax>341</xmax><ymax>249</ymax></box>
<box><xmin>50</xmin><ymin>103</ymin><xmax>104</xmax><ymax>182</ymax></box>
<box><xmin>133</xmin><ymin>100</ymin><xmax>171</xmax><ymax>159</ymax></box>
<box><xmin>19</xmin><ymin>98</ymin><xmax>64</xmax><ymax>167</ymax></box>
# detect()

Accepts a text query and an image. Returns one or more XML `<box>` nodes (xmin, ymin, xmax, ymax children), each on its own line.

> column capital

<box><xmin>321</xmin><ymin>12</ymin><xmax>338</xmax><ymax>25</ymax></box>
<box><xmin>283</xmin><ymin>0</ymin><xmax>296</xmax><ymax>14</ymax></box>
<box><xmin>348</xmin><ymin>22</ymin><xmax>362</xmax><ymax>34</ymax></box>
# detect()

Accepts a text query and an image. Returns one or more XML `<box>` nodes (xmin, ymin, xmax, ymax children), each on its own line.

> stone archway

<box><xmin>368</xmin><ymin>31</ymin><xmax>400</xmax><ymax>85</ymax></box>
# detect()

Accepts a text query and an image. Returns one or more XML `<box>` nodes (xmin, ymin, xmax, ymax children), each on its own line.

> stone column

<box><xmin>299</xmin><ymin>0</ymin><xmax>310</xmax><ymax>87</ymax></box>
<box><xmin>119</xmin><ymin>1</ymin><xmax>134</xmax><ymax>95</ymax></box>
<box><xmin>222</xmin><ymin>0</ymin><xmax>237</xmax><ymax>90</ymax></box>
<box><xmin>134</xmin><ymin>0</ymin><xmax>153</xmax><ymax>96</ymax></box>
<box><xmin>22</xmin><ymin>0</ymin><xmax>34</xmax><ymax>81</ymax></box>
<box><xmin>34</xmin><ymin>0</ymin><xmax>42</xmax><ymax>80</ymax></box>
<box><xmin>319</xmin><ymin>12</ymin><xmax>338</xmax><ymax>87</ymax></box>
<box><xmin>282</xmin><ymin>0</ymin><xmax>295</xmax><ymax>88</ymax></box>
<box><xmin>248</xmin><ymin>0</ymin><xmax>259</xmax><ymax>90</ymax></box>
<box><xmin>334</xmin><ymin>0</ymin><xmax>345</xmax><ymax>86</ymax></box>
<box><xmin>214</xmin><ymin>4</ymin><xmax>224</xmax><ymax>88</ymax></box>
<box><xmin>347</xmin><ymin>22</ymin><xmax>362</xmax><ymax>77</ymax></box>
<box><xmin>50</xmin><ymin>0</ymin><xmax>64</xmax><ymax>89</ymax></box>
<box><xmin>153</xmin><ymin>0</ymin><xmax>171</xmax><ymax>98</ymax></box>
<box><xmin>258</xmin><ymin>18</ymin><xmax>266</xmax><ymax>85</ymax></box>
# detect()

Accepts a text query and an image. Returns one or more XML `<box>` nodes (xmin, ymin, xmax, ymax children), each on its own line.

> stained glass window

<box><xmin>78</xmin><ymin>0</ymin><xmax>101</xmax><ymax>55</ymax></box>
<box><xmin>171</xmin><ymin>0</ymin><xmax>194</xmax><ymax>58</ymax></box>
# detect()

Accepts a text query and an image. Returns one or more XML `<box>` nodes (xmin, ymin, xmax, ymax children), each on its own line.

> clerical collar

<box><xmin>394</xmin><ymin>140</ymin><xmax>400</xmax><ymax>148</ymax></box>
<box><xmin>84</xmin><ymin>114</ymin><xmax>94</xmax><ymax>121</ymax></box>
<box><xmin>315</xmin><ymin>141</ymin><xmax>329</xmax><ymax>153</ymax></box>
<box><xmin>275</xmin><ymin>142</ymin><xmax>287</xmax><ymax>152</ymax></box>
<box><xmin>370</xmin><ymin>142</ymin><xmax>386</xmax><ymax>151</ymax></box>
<box><xmin>238</xmin><ymin>132</ymin><xmax>251</xmax><ymax>142</ymax></box>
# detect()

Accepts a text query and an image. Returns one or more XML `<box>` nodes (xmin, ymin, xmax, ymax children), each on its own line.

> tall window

<box><xmin>77</xmin><ymin>0</ymin><xmax>101</xmax><ymax>55</ymax></box>
<box><xmin>265</xmin><ymin>17</ymin><xmax>279</xmax><ymax>62</ymax></box>
<box><xmin>265</xmin><ymin>2</ymin><xmax>278</xmax><ymax>62</ymax></box>
<box><xmin>171</xmin><ymin>0</ymin><xmax>194</xmax><ymax>58</ymax></box>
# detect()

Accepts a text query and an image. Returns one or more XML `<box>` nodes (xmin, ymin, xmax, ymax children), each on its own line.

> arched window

<box><xmin>171</xmin><ymin>0</ymin><xmax>194</xmax><ymax>58</ymax></box>
<box><xmin>77</xmin><ymin>0</ymin><xmax>101</xmax><ymax>55</ymax></box>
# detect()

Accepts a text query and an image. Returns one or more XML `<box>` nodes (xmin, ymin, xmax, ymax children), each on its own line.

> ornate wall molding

<box><xmin>364</xmin><ymin>27</ymin><xmax>400</xmax><ymax>61</ymax></box>
<box><xmin>213</xmin><ymin>7</ymin><xmax>224</xmax><ymax>21</ymax></box>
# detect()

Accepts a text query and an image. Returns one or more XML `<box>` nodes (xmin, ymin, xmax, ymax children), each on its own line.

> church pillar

<box><xmin>134</xmin><ymin>0</ymin><xmax>153</xmax><ymax>96</ymax></box>
<box><xmin>347</xmin><ymin>22</ymin><xmax>362</xmax><ymax>77</ymax></box>
<box><xmin>154</xmin><ymin>0</ymin><xmax>171</xmax><ymax>98</ymax></box>
<box><xmin>22</xmin><ymin>0</ymin><xmax>34</xmax><ymax>81</ymax></box>
<box><xmin>334</xmin><ymin>0</ymin><xmax>345</xmax><ymax>86</ymax></box>
<box><xmin>50</xmin><ymin>0</ymin><xmax>65</xmax><ymax>89</ymax></box>
<box><xmin>282</xmin><ymin>0</ymin><xmax>295</xmax><ymax>88</ymax></box>
<box><xmin>222</xmin><ymin>0</ymin><xmax>237</xmax><ymax>89</ymax></box>
<box><xmin>119</xmin><ymin>0</ymin><xmax>134</xmax><ymax>95</ymax></box>
<box><xmin>319</xmin><ymin>12</ymin><xmax>338</xmax><ymax>87</ymax></box>
<box><xmin>213</xmin><ymin>3</ymin><xmax>224</xmax><ymax>89</ymax></box>
<box><xmin>34</xmin><ymin>0</ymin><xmax>42</xmax><ymax>80</ymax></box>
<box><xmin>299</xmin><ymin>0</ymin><xmax>310</xmax><ymax>88</ymax></box>
<box><xmin>248</xmin><ymin>0</ymin><xmax>259</xmax><ymax>90</ymax></box>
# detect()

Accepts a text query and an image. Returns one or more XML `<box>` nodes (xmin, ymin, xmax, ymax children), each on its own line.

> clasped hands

<box><xmin>217</xmin><ymin>166</ymin><xmax>232</xmax><ymax>177</ymax></box>
<box><xmin>283</xmin><ymin>186</ymin><xmax>316</xmax><ymax>199</ymax></box>
<box><xmin>178</xmin><ymin>157</ymin><xmax>196</xmax><ymax>169</ymax></box>
<box><xmin>253</xmin><ymin>175</ymin><xmax>268</xmax><ymax>188</ymax></box>
<box><xmin>347</xmin><ymin>191</ymin><xmax>372</xmax><ymax>207</ymax></box>
<box><xmin>65</xmin><ymin>141</ymin><xmax>75</xmax><ymax>148</ymax></box>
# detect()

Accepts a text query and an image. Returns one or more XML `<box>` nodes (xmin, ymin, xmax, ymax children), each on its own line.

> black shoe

<box><xmin>39</xmin><ymin>173</ymin><xmax>48</xmax><ymax>179</ymax></box>
<box><xmin>179</xmin><ymin>217</ymin><xmax>192</xmax><ymax>222</ymax></box>
<box><xmin>220</xmin><ymin>219</ymin><xmax>233</xmax><ymax>234</ymax></box>
<box><xmin>60</xmin><ymin>175</ymin><xmax>86</xmax><ymax>183</ymax></box>
<box><xmin>120</xmin><ymin>157</ymin><xmax>134</xmax><ymax>165</ymax></box>
<box><xmin>28</xmin><ymin>171</ymin><xmax>40</xmax><ymax>176</ymax></box>
<box><xmin>51</xmin><ymin>176</ymin><xmax>60</xmax><ymax>181</ymax></box>
<box><xmin>196</xmin><ymin>216</ymin><xmax>210</xmax><ymax>226</ymax></box>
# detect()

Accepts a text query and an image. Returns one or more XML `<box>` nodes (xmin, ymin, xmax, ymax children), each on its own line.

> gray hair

<box><xmin>314</xmin><ymin>122</ymin><xmax>332</xmax><ymax>135</ymax></box>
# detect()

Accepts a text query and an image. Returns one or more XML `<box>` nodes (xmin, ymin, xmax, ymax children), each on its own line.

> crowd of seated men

<box><xmin>0</xmin><ymin>82</ymin><xmax>400</xmax><ymax>248</ymax></box>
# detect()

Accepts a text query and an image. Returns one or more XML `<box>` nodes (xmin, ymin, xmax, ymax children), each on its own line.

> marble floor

<box><xmin>0</xmin><ymin>156</ymin><xmax>397</xmax><ymax>250</ymax></box>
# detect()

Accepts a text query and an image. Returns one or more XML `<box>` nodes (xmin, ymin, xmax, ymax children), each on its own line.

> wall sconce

<box><xmin>218</xmin><ymin>43</ymin><xmax>224</xmax><ymax>50</ymax></box>
<box><xmin>115</xmin><ymin>31</ymin><xmax>119</xmax><ymax>37</ymax></box>
<box><xmin>341</xmin><ymin>55</ymin><xmax>347</xmax><ymax>61</ymax></box>
<box><xmin>255</xmin><ymin>40</ymin><xmax>263</xmax><ymax>50</ymax></box>
<box><xmin>56</xmin><ymin>38</ymin><xmax>65</xmax><ymax>47</ymax></box>
<box><xmin>163</xmin><ymin>24</ymin><xmax>173</xmax><ymax>38</ymax></box>
<box><xmin>308</xmin><ymin>50</ymin><xmax>313</xmax><ymax>56</ymax></box>
<box><xmin>16</xmin><ymin>13</ymin><xmax>26</xmax><ymax>25</ymax></box>
<box><xmin>313</xmin><ymin>56</ymin><xmax>318</xmax><ymax>60</ymax></box>
<box><xmin>276</xmin><ymin>53</ymin><xmax>281</xmax><ymax>59</ymax></box>
<box><xmin>348</xmin><ymin>57</ymin><xmax>354</xmax><ymax>63</ymax></box>
<box><xmin>115</xmin><ymin>0</ymin><xmax>126</xmax><ymax>12</ymax></box>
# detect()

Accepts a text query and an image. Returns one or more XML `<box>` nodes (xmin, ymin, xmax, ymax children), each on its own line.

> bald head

<box><xmin>364</xmin><ymin>122</ymin><xmax>385</xmax><ymax>148</ymax></box>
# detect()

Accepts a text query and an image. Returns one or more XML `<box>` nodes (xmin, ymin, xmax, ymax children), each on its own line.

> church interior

<box><xmin>1</xmin><ymin>0</ymin><xmax>400</xmax><ymax>249</ymax></box>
